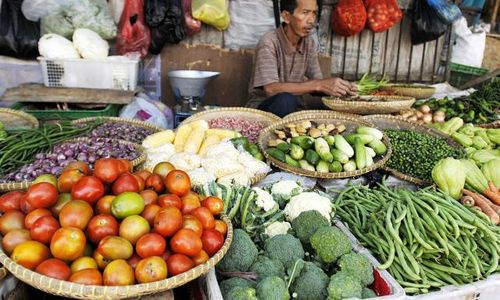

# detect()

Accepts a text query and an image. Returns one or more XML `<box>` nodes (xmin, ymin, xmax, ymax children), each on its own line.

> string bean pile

<box><xmin>0</xmin><ymin>122</ymin><xmax>99</xmax><ymax>176</ymax></box>
<box><xmin>334</xmin><ymin>184</ymin><xmax>500</xmax><ymax>294</ymax></box>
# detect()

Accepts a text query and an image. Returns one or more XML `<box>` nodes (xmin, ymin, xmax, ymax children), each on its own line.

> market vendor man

<box><xmin>246</xmin><ymin>0</ymin><xmax>357</xmax><ymax>117</ymax></box>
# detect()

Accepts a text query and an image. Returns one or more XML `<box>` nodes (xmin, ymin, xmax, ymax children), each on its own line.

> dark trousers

<box><xmin>257</xmin><ymin>92</ymin><xmax>299</xmax><ymax>118</ymax></box>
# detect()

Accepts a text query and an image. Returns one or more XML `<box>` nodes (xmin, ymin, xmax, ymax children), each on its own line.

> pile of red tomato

<box><xmin>0</xmin><ymin>159</ymin><xmax>227</xmax><ymax>286</ymax></box>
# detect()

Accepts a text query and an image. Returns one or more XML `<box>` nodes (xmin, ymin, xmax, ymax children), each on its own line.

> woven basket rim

<box><xmin>387</xmin><ymin>84</ymin><xmax>436</xmax><ymax>90</ymax></box>
<box><xmin>0</xmin><ymin>107</ymin><xmax>39</xmax><ymax>129</ymax></box>
<box><xmin>71</xmin><ymin>117</ymin><xmax>164</xmax><ymax>133</ymax></box>
<box><xmin>0</xmin><ymin>215</ymin><xmax>233</xmax><ymax>299</ymax></box>
<box><xmin>258</xmin><ymin>114</ymin><xmax>392</xmax><ymax>179</ymax></box>
<box><xmin>179</xmin><ymin>107</ymin><xmax>281</xmax><ymax>128</ymax></box>
<box><xmin>0</xmin><ymin>138</ymin><xmax>145</xmax><ymax>192</ymax></box>
<box><xmin>321</xmin><ymin>96</ymin><xmax>415</xmax><ymax>115</ymax></box>
<box><xmin>283</xmin><ymin>110</ymin><xmax>361</xmax><ymax>120</ymax></box>
<box><xmin>363</xmin><ymin>114</ymin><xmax>461</xmax><ymax>185</ymax></box>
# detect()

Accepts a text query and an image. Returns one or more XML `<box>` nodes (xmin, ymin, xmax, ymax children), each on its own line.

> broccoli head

<box><xmin>327</xmin><ymin>271</ymin><xmax>363</xmax><ymax>300</ymax></box>
<box><xmin>362</xmin><ymin>287</ymin><xmax>377</xmax><ymax>299</ymax></box>
<box><xmin>219</xmin><ymin>277</ymin><xmax>256</xmax><ymax>299</ymax></box>
<box><xmin>338</xmin><ymin>252</ymin><xmax>374</xmax><ymax>286</ymax></box>
<box><xmin>310</xmin><ymin>226</ymin><xmax>352</xmax><ymax>264</ymax></box>
<box><xmin>249</xmin><ymin>255</ymin><xmax>285</xmax><ymax>280</ymax></box>
<box><xmin>291</xmin><ymin>210</ymin><xmax>330</xmax><ymax>244</ymax></box>
<box><xmin>264</xmin><ymin>234</ymin><xmax>305</xmax><ymax>269</ymax></box>
<box><xmin>256</xmin><ymin>276</ymin><xmax>290</xmax><ymax>300</ymax></box>
<box><xmin>290</xmin><ymin>262</ymin><xmax>329</xmax><ymax>300</ymax></box>
<box><xmin>226</xmin><ymin>286</ymin><xmax>258</xmax><ymax>300</ymax></box>
<box><xmin>218</xmin><ymin>229</ymin><xmax>258</xmax><ymax>272</ymax></box>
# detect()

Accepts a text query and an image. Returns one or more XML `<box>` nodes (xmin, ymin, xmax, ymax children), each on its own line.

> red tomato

<box><xmin>59</xmin><ymin>200</ymin><xmax>94</xmax><ymax>230</ymax></box>
<box><xmin>166</xmin><ymin>254</ymin><xmax>194</xmax><ymax>276</ymax></box>
<box><xmin>11</xmin><ymin>241</ymin><xmax>50</xmax><ymax>270</ymax></box>
<box><xmin>24</xmin><ymin>208</ymin><xmax>51</xmax><ymax>229</ymax></box>
<box><xmin>133</xmin><ymin>174</ymin><xmax>145</xmax><ymax>192</ymax></box>
<box><xmin>214</xmin><ymin>220</ymin><xmax>228</xmax><ymax>237</ymax></box>
<box><xmin>95</xmin><ymin>195</ymin><xmax>115</xmax><ymax>215</ymax></box>
<box><xmin>154</xmin><ymin>207</ymin><xmax>183</xmax><ymax>238</ymax></box>
<box><xmin>19</xmin><ymin>195</ymin><xmax>34</xmax><ymax>214</ymax></box>
<box><xmin>71</xmin><ymin>176</ymin><xmax>105</xmax><ymax>205</ymax></box>
<box><xmin>0</xmin><ymin>210</ymin><xmax>26</xmax><ymax>235</ymax></box>
<box><xmin>24</xmin><ymin>182</ymin><xmax>58</xmax><ymax>209</ymax></box>
<box><xmin>192</xmin><ymin>250</ymin><xmax>209</xmax><ymax>266</ymax></box>
<box><xmin>136</xmin><ymin>233</ymin><xmax>166</xmax><ymax>258</ymax></box>
<box><xmin>164</xmin><ymin>170</ymin><xmax>191</xmax><ymax>197</ymax></box>
<box><xmin>201</xmin><ymin>229</ymin><xmax>224</xmax><ymax>256</ymax></box>
<box><xmin>2</xmin><ymin>229</ymin><xmax>31</xmax><ymax>255</ymax></box>
<box><xmin>71</xmin><ymin>256</ymin><xmax>98</xmax><ymax>273</ymax></box>
<box><xmin>57</xmin><ymin>169</ymin><xmax>85</xmax><ymax>194</ymax></box>
<box><xmin>140</xmin><ymin>190</ymin><xmax>158</xmax><ymax>206</ymax></box>
<box><xmin>126</xmin><ymin>253</ymin><xmax>142</xmax><ymax>269</ymax></box>
<box><xmin>145</xmin><ymin>174</ymin><xmax>165</xmax><ymax>194</ymax></box>
<box><xmin>35</xmin><ymin>258</ymin><xmax>71</xmax><ymax>280</ymax></box>
<box><xmin>69</xmin><ymin>269</ymin><xmax>103</xmax><ymax>285</ymax></box>
<box><xmin>87</xmin><ymin>214</ymin><xmax>119</xmax><ymax>244</ymax></box>
<box><xmin>50</xmin><ymin>227</ymin><xmax>86</xmax><ymax>261</ymax></box>
<box><xmin>181</xmin><ymin>196</ymin><xmax>200</xmax><ymax>215</ymax></box>
<box><xmin>170</xmin><ymin>228</ymin><xmax>202</xmax><ymax>257</ymax></box>
<box><xmin>51</xmin><ymin>193</ymin><xmax>72</xmax><ymax>217</ymax></box>
<box><xmin>201</xmin><ymin>196</ymin><xmax>224</xmax><ymax>215</ymax></box>
<box><xmin>93</xmin><ymin>158</ymin><xmax>121</xmax><ymax>184</ymax></box>
<box><xmin>112</xmin><ymin>173</ymin><xmax>140</xmax><ymax>195</ymax></box>
<box><xmin>31</xmin><ymin>216</ymin><xmax>60</xmax><ymax>245</ymax></box>
<box><xmin>93</xmin><ymin>250</ymin><xmax>111</xmax><ymax>270</ymax></box>
<box><xmin>135</xmin><ymin>256</ymin><xmax>168</xmax><ymax>283</ymax></box>
<box><xmin>135</xmin><ymin>170</ymin><xmax>152</xmax><ymax>181</ymax></box>
<box><xmin>182</xmin><ymin>215</ymin><xmax>203</xmax><ymax>237</ymax></box>
<box><xmin>152</xmin><ymin>162</ymin><xmax>175</xmax><ymax>179</ymax></box>
<box><xmin>103</xmin><ymin>259</ymin><xmax>135</xmax><ymax>286</ymax></box>
<box><xmin>117</xmin><ymin>160</ymin><xmax>133</xmax><ymax>174</ymax></box>
<box><xmin>64</xmin><ymin>161</ymin><xmax>91</xmax><ymax>175</ymax></box>
<box><xmin>0</xmin><ymin>191</ymin><xmax>23</xmax><ymax>213</ymax></box>
<box><xmin>191</xmin><ymin>207</ymin><xmax>215</xmax><ymax>230</ymax></box>
<box><xmin>141</xmin><ymin>204</ymin><xmax>162</xmax><ymax>227</ymax></box>
<box><xmin>158</xmin><ymin>194</ymin><xmax>182</xmax><ymax>210</ymax></box>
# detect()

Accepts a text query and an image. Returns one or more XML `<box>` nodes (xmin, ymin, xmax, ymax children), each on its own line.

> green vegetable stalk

<box><xmin>432</xmin><ymin>158</ymin><xmax>466</xmax><ymax>199</ymax></box>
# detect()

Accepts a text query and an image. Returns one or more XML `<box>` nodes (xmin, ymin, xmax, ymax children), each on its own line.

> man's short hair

<box><xmin>280</xmin><ymin>0</ymin><xmax>298</xmax><ymax>14</ymax></box>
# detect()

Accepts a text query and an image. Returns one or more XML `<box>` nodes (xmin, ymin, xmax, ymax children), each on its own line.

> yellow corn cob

<box><xmin>184</xmin><ymin>127</ymin><xmax>207</xmax><ymax>154</ymax></box>
<box><xmin>205</xmin><ymin>128</ymin><xmax>239</xmax><ymax>140</ymax></box>
<box><xmin>142</xmin><ymin>130</ymin><xmax>175</xmax><ymax>149</ymax></box>
<box><xmin>174</xmin><ymin>125</ymin><xmax>192</xmax><ymax>152</ymax></box>
<box><xmin>198</xmin><ymin>134</ymin><xmax>221</xmax><ymax>156</ymax></box>
<box><xmin>189</xmin><ymin>120</ymin><xmax>209</xmax><ymax>131</ymax></box>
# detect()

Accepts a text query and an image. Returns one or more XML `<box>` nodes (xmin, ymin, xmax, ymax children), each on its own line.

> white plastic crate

<box><xmin>200</xmin><ymin>268</ymin><xmax>223</xmax><ymax>300</ymax></box>
<box><xmin>0</xmin><ymin>55</ymin><xmax>43</xmax><ymax>98</ymax></box>
<box><xmin>38</xmin><ymin>56</ymin><xmax>139</xmax><ymax>91</ymax></box>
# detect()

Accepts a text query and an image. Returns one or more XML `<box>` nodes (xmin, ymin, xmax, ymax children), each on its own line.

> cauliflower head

<box><xmin>271</xmin><ymin>180</ymin><xmax>303</xmax><ymax>206</ymax></box>
<box><xmin>168</xmin><ymin>152</ymin><xmax>201</xmax><ymax>171</ymax></box>
<box><xmin>264</xmin><ymin>221</ymin><xmax>291</xmax><ymax>238</ymax></box>
<box><xmin>253</xmin><ymin>187</ymin><xmax>277</xmax><ymax>212</ymax></box>
<box><xmin>187</xmin><ymin>168</ymin><xmax>216</xmax><ymax>187</ymax></box>
<box><xmin>283</xmin><ymin>192</ymin><xmax>333</xmax><ymax>222</ymax></box>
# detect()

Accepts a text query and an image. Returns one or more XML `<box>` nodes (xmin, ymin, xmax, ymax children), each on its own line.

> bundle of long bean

<box><xmin>334</xmin><ymin>183</ymin><xmax>500</xmax><ymax>295</ymax></box>
<box><xmin>0</xmin><ymin>122</ymin><xmax>100</xmax><ymax>176</ymax></box>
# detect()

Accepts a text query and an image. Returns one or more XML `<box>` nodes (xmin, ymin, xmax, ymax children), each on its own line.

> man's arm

<box><xmin>263</xmin><ymin>77</ymin><xmax>356</xmax><ymax>98</ymax></box>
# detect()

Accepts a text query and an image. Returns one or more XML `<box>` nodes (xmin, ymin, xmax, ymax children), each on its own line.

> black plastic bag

<box><xmin>0</xmin><ymin>0</ymin><xmax>40</xmax><ymax>59</ymax></box>
<box><xmin>411</xmin><ymin>0</ymin><xmax>448</xmax><ymax>45</ymax></box>
<box><xmin>145</xmin><ymin>0</ymin><xmax>185</xmax><ymax>55</ymax></box>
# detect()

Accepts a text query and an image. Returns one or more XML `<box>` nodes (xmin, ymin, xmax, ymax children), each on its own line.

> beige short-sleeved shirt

<box><xmin>246</xmin><ymin>27</ymin><xmax>323</xmax><ymax>108</ymax></box>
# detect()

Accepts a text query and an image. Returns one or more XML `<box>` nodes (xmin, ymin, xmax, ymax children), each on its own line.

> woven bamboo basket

<box><xmin>322</xmin><ymin>95</ymin><xmax>415</xmax><ymax>115</ymax></box>
<box><xmin>383</xmin><ymin>84</ymin><xmax>436</xmax><ymax>99</ymax></box>
<box><xmin>478</xmin><ymin>121</ymin><xmax>500</xmax><ymax>129</ymax></box>
<box><xmin>0</xmin><ymin>108</ymin><xmax>39</xmax><ymax>130</ymax></box>
<box><xmin>362</xmin><ymin>115</ymin><xmax>462</xmax><ymax>185</ymax></box>
<box><xmin>0</xmin><ymin>215</ymin><xmax>233</xmax><ymax>299</ymax></box>
<box><xmin>179</xmin><ymin>107</ymin><xmax>281</xmax><ymax>128</ymax></box>
<box><xmin>71</xmin><ymin>117</ymin><xmax>164</xmax><ymax>134</ymax></box>
<box><xmin>0</xmin><ymin>138</ymin><xmax>146</xmax><ymax>192</ymax></box>
<box><xmin>258</xmin><ymin>112</ymin><xmax>392</xmax><ymax>179</ymax></box>
<box><xmin>283</xmin><ymin>110</ymin><xmax>360</xmax><ymax>120</ymax></box>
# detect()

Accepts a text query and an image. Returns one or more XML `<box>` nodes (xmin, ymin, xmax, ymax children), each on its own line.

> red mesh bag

<box><xmin>116</xmin><ymin>0</ymin><xmax>151</xmax><ymax>58</ymax></box>
<box><xmin>365</xmin><ymin>0</ymin><xmax>402</xmax><ymax>33</ymax></box>
<box><xmin>331</xmin><ymin>0</ymin><xmax>367</xmax><ymax>37</ymax></box>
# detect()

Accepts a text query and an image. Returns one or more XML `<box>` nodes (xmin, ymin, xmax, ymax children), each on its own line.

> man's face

<box><xmin>283</xmin><ymin>0</ymin><xmax>318</xmax><ymax>38</ymax></box>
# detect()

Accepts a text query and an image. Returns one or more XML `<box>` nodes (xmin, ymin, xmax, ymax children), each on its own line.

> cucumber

<box><xmin>285</xmin><ymin>154</ymin><xmax>301</xmax><ymax>167</ymax></box>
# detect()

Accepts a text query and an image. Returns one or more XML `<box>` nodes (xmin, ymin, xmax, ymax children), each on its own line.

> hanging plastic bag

<box><xmin>116</xmin><ymin>0</ymin><xmax>151</xmax><ymax>58</ymax></box>
<box><xmin>192</xmin><ymin>0</ymin><xmax>229</xmax><ymax>31</ymax></box>
<box><xmin>21</xmin><ymin>0</ymin><xmax>70</xmax><ymax>22</ymax></box>
<box><xmin>426</xmin><ymin>0</ymin><xmax>462</xmax><ymax>25</ymax></box>
<box><xmin>411</xmin><ymin>0</ymin><xmax>447</xmax><ymax>45</ymax></box>
<box><xmin>182</xmin><ymin>0</ymin><xmax>201</xmax><ymax>36</ymax></box>
<box><xmin>0</xmin><ymin>0</ymin><xmax>40</xmax><ymax>59</ymax></box>
<box><xmin>119</xmin><ymin>93</ymin><xmax>174</xmax><ymax>129</ymax></box>
<box><xmin>365</xmin><ymin>0</ymin><xmax>401</xmax><ymax>33</ymax></box>
<box><xmin>331</xmin><ymin>0</ymin><xmax>366</xmax><ymax>37</ymax></box>
<box><xmin>450</xmin><ymin>17</ymin><xmax>485</xmax><ymax>67</ymax></box>
<box><xmin>145</xmin><ymin>0</ymin><xmax>186</xmax><ymax>54</ymax></box>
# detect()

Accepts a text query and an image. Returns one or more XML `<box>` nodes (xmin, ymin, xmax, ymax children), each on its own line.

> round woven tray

<box><xmin>322</xmin><ymin>95</ymin><xmax>416</xmax><ymax>115</ymax></box>
<box><xmin>71</xmin><ymin>117</ymin><xmax>164</xmax><ymax>134</ymax></box>
<box><xmin>384</xmin><ymin>85</ymin><xmax>436</xmax><ymax>99</ymax></box>
<box><xmin>258</xmin><ymin>112</ymin><xmax>392</xmax><ymax>179</ymax></box>
<box><xmin>0</xmin><ymin>138</ymin><xmax>146</xmax><ymax>192</ymax></box>
<box><xmin>0</xmin><ymin>108</ymin><xmax>39</xmax><ymax>130</ymax></box>
<box><xmin>0</xmin><ymin>215</ymin><xmax>233</xmax><ymax>300</ymax></box>
<box><xmin>179</xmin><ymin>107</ymin><xmax>281</xmax><ymax>128</ymax></box>
<box><xmin>283</xmin><ymin>110</ymin><xmax>360</xmax><ymax>120</ymax></box>
<box><xmin>362</xmin><ymin>114</ymin><xmax>462</xmax><ymax>185</ymax></box>
<box><xmin>478</xmin><ymin>121</ymin><xmax>500</xmax><ymax>129</ymax></box>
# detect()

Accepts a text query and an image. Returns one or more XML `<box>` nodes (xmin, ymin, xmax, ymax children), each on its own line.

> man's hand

<box><xmin>314</xmin><ymin>77</ymin><xmax>357</xmax><ymax>97</ymax></box>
